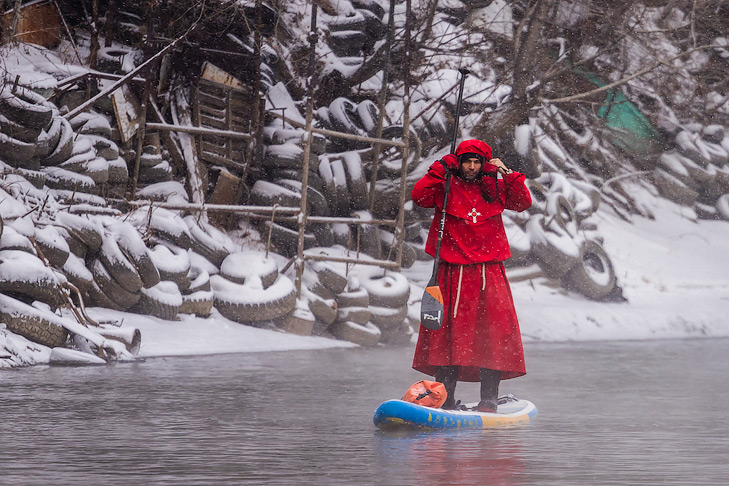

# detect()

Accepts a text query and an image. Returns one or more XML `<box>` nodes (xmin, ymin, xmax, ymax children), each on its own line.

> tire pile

<box><xmin>652</xmin><ymin>126</ymin><xmax>729</xmax><ymax>220</ymax></box>
<box><xmin>321</xmin><ymin>1</ymin><xmax>388</xmax><ymax>61</ymax></box>
<box><xmin>0</xmin><ymin>86</ymin><xmax>372</xmax><ymax>355</ymax></box>
<box><xmin>258</xmin><ymin>95</ymin><xmax>433</xmax><ymax>270</ymax></box>
<box><xmin>302</xmin><ymin>248</ymin><xmax>413</xmax><ymax>347</ymax></box>
<box><xmin>511</xmin><ymin>172</ymin><xmax>620</xmax><ymax>301</ymax></box>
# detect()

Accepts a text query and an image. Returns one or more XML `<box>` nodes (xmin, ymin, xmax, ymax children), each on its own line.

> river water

<box><xmin>1</xmin><ymin>338</ymin><xmax>728</xmax><ymax>485</ymax></box>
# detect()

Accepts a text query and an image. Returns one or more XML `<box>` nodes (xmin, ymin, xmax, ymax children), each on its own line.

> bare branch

<box><xmin>541</xmin><ymin>43</ymin><xmax>723</xmax><ymax>105</ymax></box>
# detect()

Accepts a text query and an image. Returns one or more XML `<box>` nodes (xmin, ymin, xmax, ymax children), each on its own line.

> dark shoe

<box><xmin>441</xmin><ymin>396</ymin><xmax>456</xmax><ymax>410</ymax></box>
<box><xmin>475</xmin><ymin>400</ymin><xmax>497</xmax><ymax>413</ymax></box>
<box><xmin>442</xmin><ymin>399</ymin><xmax>467</xmax><ymax>411</ymax></box>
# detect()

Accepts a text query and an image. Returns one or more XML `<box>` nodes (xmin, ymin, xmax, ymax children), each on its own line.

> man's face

<box><xmin>460</xmin><ymin>157</ymin><xmax>483</xmax><ymax>181</ymax></box>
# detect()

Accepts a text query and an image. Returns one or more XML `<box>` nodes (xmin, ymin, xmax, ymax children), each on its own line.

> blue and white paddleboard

<box><xmin>373</xmin><ymin>395</ymin><xmax>537</xmax><ymax>430</ymax></box>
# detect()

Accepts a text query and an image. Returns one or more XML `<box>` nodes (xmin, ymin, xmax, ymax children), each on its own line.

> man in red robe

<box><xmin>411</xmin><ymin>139</ymin><xmax>532</xmax><ymax>412</ymax></box>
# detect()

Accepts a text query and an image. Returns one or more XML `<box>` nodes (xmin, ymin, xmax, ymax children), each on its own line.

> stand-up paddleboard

<box><xmin>373</xmin><ymin>395</ymin><xmax>537</xmax><ymax>430</ymax></box>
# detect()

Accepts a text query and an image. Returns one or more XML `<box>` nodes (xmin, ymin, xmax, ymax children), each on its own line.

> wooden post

<box><xmin>368</xmin><ymin>0</ymin><xmax>397</xmax><ymax>212</ymax></box>
<box><xmin>129</xmin><ymin>5</ymin><xmax>154</xmax><ymax>200</ymax></box>
<box><xmin>225</xmin><ymin>89</ymin><xmax>233</xmax><ymax>161</ymax></box>
<box><xmin>89</xmin><ymin>0</ymin><xmax>100</xmax><ymax>69</ymax></box>
<box><xmin>230</xmin><ymin>0</ymin><xmax>264</xmax><ymax>218</ymax></box>
<box><xmin>104</xmin><ymin>0</ymin><xmax>117</xmax><ymax>47</ymax></box>
<box><xmin>294</xmin><ymin>3</ymin><xmax>318</xmax><ymax>298</ymax></box>
<box><xmin>4</xmin><ymin>0</ymin><xmax>23</xmax><ymax>45</ymax></box>
<box><xmin>395</xmin><ymin>0</ymin><xmax>413</xmax><ymax>270</ymax></box>
<box><xmin>130</xmin><ymin>78</ymin><xmax>151</xmax><ymax>200</ymax></box>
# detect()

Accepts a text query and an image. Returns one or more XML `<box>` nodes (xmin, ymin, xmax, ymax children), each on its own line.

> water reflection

<box><xmin>375</xmin><ymin>428</ymin><xmax>526</xmax><ymax>486</ymax></box>
<box><xmin>1</xmin><ymin>340</ymin><xmax>728</xmax><ymax>485</ymax></box>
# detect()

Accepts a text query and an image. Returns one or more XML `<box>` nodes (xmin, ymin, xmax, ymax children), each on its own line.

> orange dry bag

<box><xmin>402</xmin><ymin>380</ymin><xmax>447</xmax><ymax>408</ymax></box>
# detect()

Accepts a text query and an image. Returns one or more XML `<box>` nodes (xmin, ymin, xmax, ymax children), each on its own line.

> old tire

<box><xmin>369</xmin><ymin>304</ymin><xmax>408</xmax><ymax>330</ymax></box>
<box><xmin>148</xmin><ymin>244</ymin><xmax>191</xmax><ymax>291</ymax></box>
<box><xmin>0</xmin><ymin>250</ymin><xmax>67</xmax><ymax>308</ymax></box>
<box><xmin>220</xmin><ymin>250</ymin><xmax>278</xmax><ymax>289</ymax></box>
<box><xmin>98</xmin><ymin>231</ymin><xmax>145</xmax><ymax>293</ymax></box>
<box><xmin>336</xmin><ymin>306</ymin><xmax>371</xmax><ymax>325</ymax></box>
<box><xmin>328</xmin><ymin>320</ymin><xmax>381</xmax><ymax>347</ymax></box>
<box><xmin>561</xmin><ymin>240</ymin><xmax>617</xmax><ymax>300</ymax></box>
<box><xmin>356</xmin><ymin>266</ymin><xmax>410</xmax><ymax>308</ymax></box>
<box><xmin>184</xmin><ymin>216</ymin><xmax>233</xmax><ymax>267</ymax></box>
<box><xmin>0</xmin><ymin>294</ymin><xmax>68</xmax><ymax>348</ymax></box>
<box><xmin>91</xmin><ymin>259</ymin><xmax>141</xmax><ymax>310</ymax></box>
<box><xmin>527</xmin><ymin>214</ymin><xmax>583</xmax><ymax>279</ymax></box>
<box><xmin>305</xmin><ymin>288</ymin><xmax>338</xmax><ymax>326</ymax></box>
<box><xmin>335</xmin><ymin>287</ymin><xmax>369</xmax><ymax>308</ymax></box>
<box><xmin>211</xmin><ymin>274</ymin><xmax>297</xmax><ymax>323</ymax></box>
<box><xmin>108</xmin><ymin>222</ymin><xmax>160</xmax><ymax>289</ymax></box>
<box><xmin>131</xmin><ymin>281</ymin><xmax>183</xmax><ymax>320</ymax></box>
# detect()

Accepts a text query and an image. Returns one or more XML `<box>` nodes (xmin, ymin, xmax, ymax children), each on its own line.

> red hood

<box><xmin>456</xmin><ymin>139</ymin><xmax>493</xmax><ymax>160</ymax></box>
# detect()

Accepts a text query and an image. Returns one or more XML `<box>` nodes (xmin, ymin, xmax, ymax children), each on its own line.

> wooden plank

<box><xmin>197</xmin><ymin>91</ymin><xmax>230</xmax><ymax>110</ymax></box>
<box><xmin>111</xmin><ymin>84</ymin><xmax>141</xmax><ymax>143</ymax></box>
<box><xmin>123</xmin><ymin>200</ymin><xmax>298</xmax><ymax>215</ymax></box>
<box><xmin>198</xmin><ymin>115</ymin><xmax>229</xmax><ymax>130</ymax></box>
<box><xmin>200</xmin><ymin>140</ymin><xmax>245</xmax><ymax>158</ymax></box>
<box><xmin>208</xmin><ymin>167</ymin><xmax>241</xmax><ymax>206</ymax></box>
<box><xmin>200</xmin><ymin>62</ymin><xmax>251</xmax><ymax>93</ymax></box>
<box><xmin>198</xmin><ymin>104</ymin><xmax>227</xmax><ymax>119</ymax></box>
<box><xmin>199</xmin><ymin>150</ymin><xmax>247</xmax><ymax>171</ymax></box>
<box><xmin>146</xmin><ymin>122</ymin><xmax>252</xmax><ymax>140</ymax></box>
<box><xmin>199</xmin><ymin>134</ymin><xmax>244</xmax><ymax>148</ymax></box>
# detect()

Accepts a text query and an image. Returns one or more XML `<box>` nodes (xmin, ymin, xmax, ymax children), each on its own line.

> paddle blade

<box><xmin>420</xmin><ymin>284</ymin><xmax>444</xmax><ymax>330</ymax></box>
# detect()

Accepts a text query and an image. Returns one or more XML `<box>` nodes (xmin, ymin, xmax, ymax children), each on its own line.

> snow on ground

<box><xmin>85</xmin><ymin>307</ymin><xmax>356</xmax><ymax>358</ymax></box>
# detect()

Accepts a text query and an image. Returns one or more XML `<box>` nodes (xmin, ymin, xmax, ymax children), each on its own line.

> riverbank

<box><xmin>2</xmin><ymin>185</ymin><xmax>728</xmax><ymax>367</ymax></box>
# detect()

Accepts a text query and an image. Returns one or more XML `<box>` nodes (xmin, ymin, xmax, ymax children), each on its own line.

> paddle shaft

<box><xmin>430</xmin><ymin>68</ymin><xmax>469</xmax><ymax>282</ymax></box>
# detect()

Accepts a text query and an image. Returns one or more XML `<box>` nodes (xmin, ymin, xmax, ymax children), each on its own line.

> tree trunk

<box><xmin>472</xmin><ymin>0</ymin><xmax>551</xmax><ymax>142</ymax></box>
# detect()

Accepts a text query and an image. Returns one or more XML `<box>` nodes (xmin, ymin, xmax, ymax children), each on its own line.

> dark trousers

<box><xmin>435</xmin><ymin>366</ymin><xmax>501</xmax><ymax>408</ymax></box>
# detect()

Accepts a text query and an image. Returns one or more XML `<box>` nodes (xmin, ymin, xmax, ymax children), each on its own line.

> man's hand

<box><xmin>488</xmin><ymin>158</ymin><xmax>513</xmax><ymax>175</ymax></box>
<box><xmin>428</xmin><ymin>154</ymin><xmax>458</xmax><ymax>179</ymax></box>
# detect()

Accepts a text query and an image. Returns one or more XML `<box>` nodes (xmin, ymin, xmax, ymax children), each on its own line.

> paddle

<box><xmin>420</xmin><ymin>68</ymin><xmax>469</xmax><ymax>330</ymax></box>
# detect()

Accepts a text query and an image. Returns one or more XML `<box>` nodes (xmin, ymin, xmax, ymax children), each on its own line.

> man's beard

<box><xmin>458</xmin><ymin>168</ymin><xmax>481</xmax><ymax>181</ymax></box>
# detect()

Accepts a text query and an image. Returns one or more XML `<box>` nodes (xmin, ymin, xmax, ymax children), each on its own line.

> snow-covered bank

<box><xmin>514</xmin><ymin>190</ymin><xmax>729</xmax><ymax>342</ymax></box>
<box><xmin>4</xmin><ymin>185</ymin><xmax>726</xmax><ymax>368</ymax></box>
<box><xmin>87</xmin><ymin>307</ymin><xmax>357</xmax><ymax>358</ymax></box>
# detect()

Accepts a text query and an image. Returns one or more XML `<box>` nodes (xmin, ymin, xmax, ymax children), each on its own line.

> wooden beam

<box><xmin>145</xmin><ymin>122</ymin><xmax>252</xmax><ymax>140</ymax></box>
<box><xmin>268</xmin><ymin>111</ymin><xmax>405</xmax><ymax>147</ymax></box>
<box><xmin>303</xmin><ymin>254</ymin><xmax>401</xmax><ymax>269</ymax></box>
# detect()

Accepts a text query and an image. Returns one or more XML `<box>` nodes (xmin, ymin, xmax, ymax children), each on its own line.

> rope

<box><xmin>453</xmin><ymin>264</ymin><xmax>463</xmax><ymax>319</ymax></box>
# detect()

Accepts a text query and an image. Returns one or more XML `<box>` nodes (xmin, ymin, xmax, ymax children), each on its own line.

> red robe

<box><xmin>411</xmin><ymin>139</ymin><xmax>532</xmax><ymax>382</ymax></box>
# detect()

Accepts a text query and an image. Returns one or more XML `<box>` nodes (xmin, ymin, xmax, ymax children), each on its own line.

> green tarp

<box><xmin>581</xmin><ymin>72</ymin><xmax>659</xmax><ymax>155</ymax></box>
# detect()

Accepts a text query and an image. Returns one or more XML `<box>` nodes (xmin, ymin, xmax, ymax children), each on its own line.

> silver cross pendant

<box><xmin>467</xmin><ymin>208</ymin><xmax>481</xmax><ymax>223</ymax></box>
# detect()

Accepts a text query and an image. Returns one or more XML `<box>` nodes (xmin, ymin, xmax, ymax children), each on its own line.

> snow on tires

<box><xmin>220</xmin><ymin>250</ymin><xmax>278</xmax><ymax>289</ymax></box>
<box><xmin>211</xmin><ymin>273</ymin><xmax>297</xmax><ymax>324</ymax></box>
<box><xmin>352</xmin><ymin>266</ymin><xmax>410</xmax><ymax>309</ymax></box>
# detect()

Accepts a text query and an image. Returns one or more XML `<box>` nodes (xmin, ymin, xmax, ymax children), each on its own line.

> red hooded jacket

<box><xmin>411</xmin><ymin>139</ymin><xmax>532</xmax><ymax>382</ymax></box>
<box><xmin>411</xmin><ymin>139</ymin><xmax>532</xmax><ymax>264</ymax></box>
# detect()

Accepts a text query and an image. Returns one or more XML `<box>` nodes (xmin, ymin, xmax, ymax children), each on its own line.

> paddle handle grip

<box><xmin>449</xmin><ymin>68</ymin><xmax>469</xmax><ymax>154</ymax></box>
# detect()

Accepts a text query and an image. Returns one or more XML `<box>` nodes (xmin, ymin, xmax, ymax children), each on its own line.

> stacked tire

<box><xmin>302</xmin><ymin>250</ymin><xmax>412</xmax><ymax>346</ymax></box>
<box><xmin>513</xmin><ymin>172</ymin><xmax>619</xmax><ymax>300</ymax></box>
<box><xmin>211</xmin><ymin>250</ymin><xmax>297</xmax><ymax>325</ymax></box>
<box><xmin>653</xmin><ymin>126</ymin><xmax>729</xmax><ymax>219</ymax></box>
